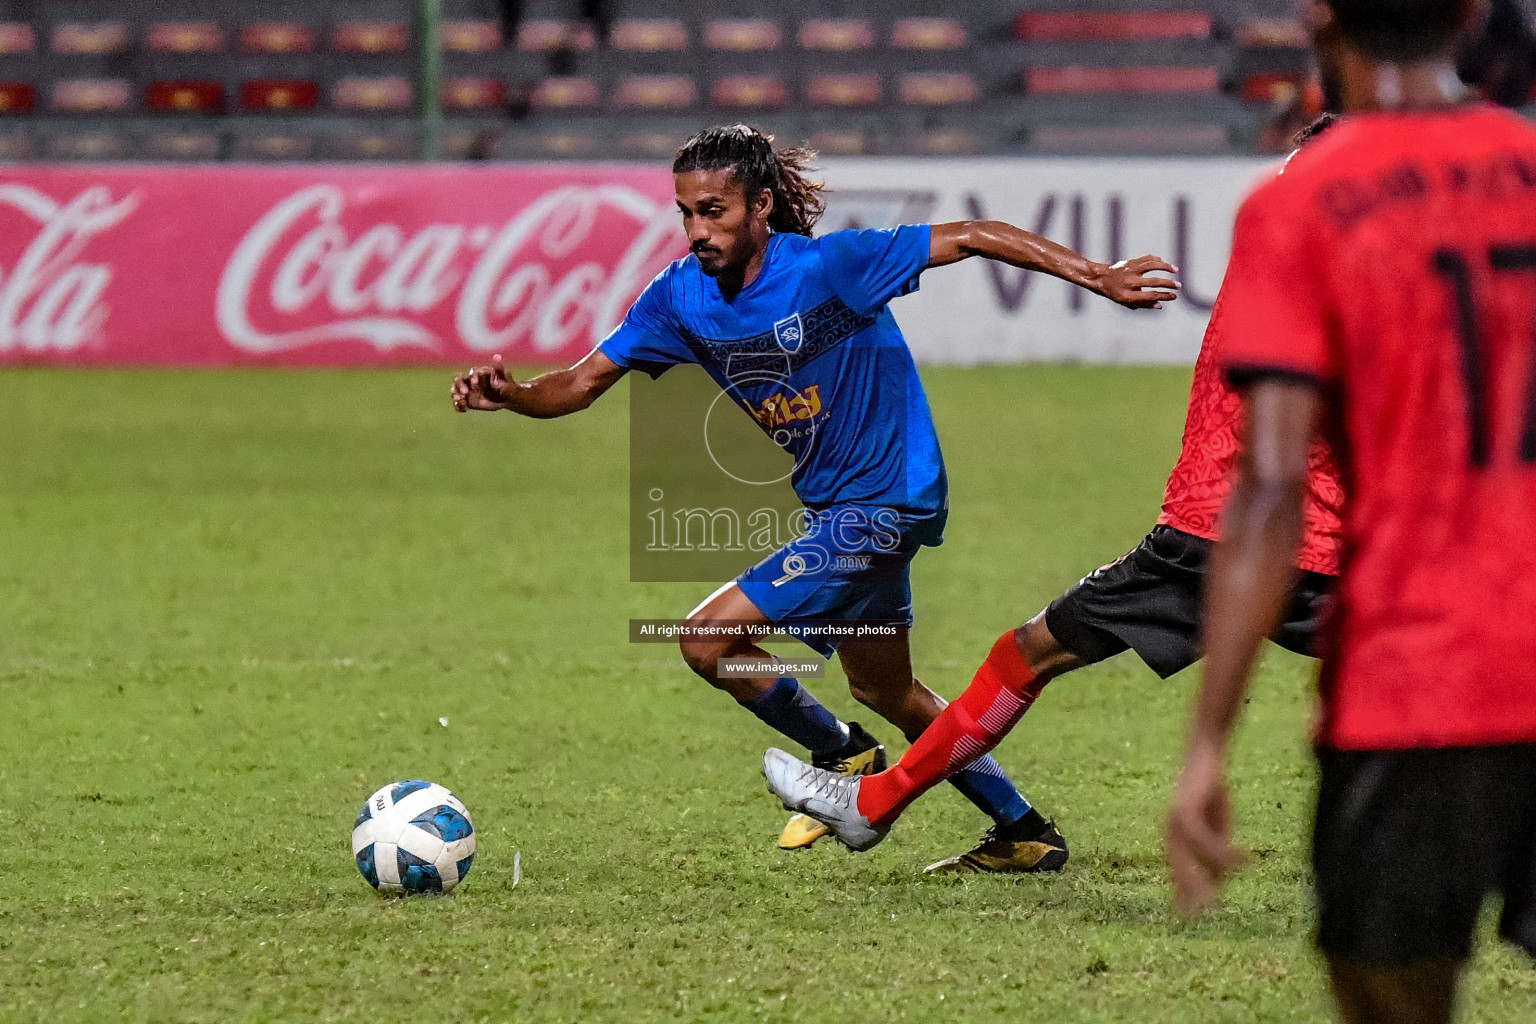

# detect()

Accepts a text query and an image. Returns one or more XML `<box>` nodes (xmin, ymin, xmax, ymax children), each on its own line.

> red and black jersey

<box><xmin>1158</xmin><ymin>281</ymin><xmax>1346</xmax><ymax>576</ymax></box>
<box><xmin>1220</xmin><ymin>104</ymin><xmax>1536</xmax><ymax>750</ymax></box>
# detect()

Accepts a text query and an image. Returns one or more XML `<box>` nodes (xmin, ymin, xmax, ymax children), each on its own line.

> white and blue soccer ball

<box><xmin>352</xmin><ymin>780</ymin><xmax>476</xmax><ymax>895</ymax></box>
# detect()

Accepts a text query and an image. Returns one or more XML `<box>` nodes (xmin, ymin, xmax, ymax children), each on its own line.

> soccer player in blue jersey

<box><xmin>453</xmin><ymin>125</ymin><xmax>1179</xmax><ymax>871</ymax></box>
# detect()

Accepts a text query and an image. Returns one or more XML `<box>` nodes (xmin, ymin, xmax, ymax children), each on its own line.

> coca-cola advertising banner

<box><xmin>0</xmin><ymin>159</ymin><xmax>1274</xmax><ymax>366</ymax></box>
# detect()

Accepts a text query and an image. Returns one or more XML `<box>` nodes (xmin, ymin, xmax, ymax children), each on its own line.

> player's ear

<box><xmin>754</xmin><ymin>188</ymin><xmax>774</xmax><ymax>225</ymax></box>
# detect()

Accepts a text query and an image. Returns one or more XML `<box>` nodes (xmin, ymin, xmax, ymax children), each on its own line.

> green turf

<box><xmin>1</xmin><ymin>366</ymin><xmax>1531</xmax><ymax>1024</ymax></box>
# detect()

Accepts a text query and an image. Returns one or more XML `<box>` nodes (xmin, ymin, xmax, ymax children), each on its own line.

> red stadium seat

<box><xmin>51</xmin><ymin>22</ymin><xmax>131</xmax><ymax>55</ymax></box>
<box><xmin>1237</xmin><ymin>19</ymin><xmax>1310</xmax><ymax>48</ymax></box>
<box><xmin>146</xmin><ymin>22</ymin><xmax>225</xmax><ymax>54</ymax></box>
<box><xmin>704</xmin><ymin>19</ymin><xmax>781</xmax><ymax>52</ymax></box>
<box><xmin>51</xmin><ymin>79</ymin><xmax>132</xmax><ymax>113</ymax></box>
<box><xmin>523</xmin><ymin>130</ymin><xmax>603</xmax><ymax>158</ymax></box>
<box><xmin>0</xmin><ymin>23</ymin><xmax>37</xmax><ymax>54</ymax></box>
<box><xmin>240</xmin><ymin>80</ymin><xmax>321</xmax><ymax>112</ymax></box>
<box><xmin>142</xmin><ymin>131</ymin><xmax>221</xmax><ymax>160</ymax></box>
<box><xmin>441</xmin><ymin>20</ymin><xmax>501</xmax><ymax>53</ymax></box>
<box><xmin>610</xmin><ymin>19</ymin><xmax>688</xmax><ymax>52</ymax></box>
<box><xmin>898</xmin><ymin>73</ymin><xmax>978</xmax><ymax>106</ymax></box>
<box><xmin>0</xmin><ymin>82</ymin><xmax>36</xmax><ymax>113</ymax></box>
<box><xmin>712</xmin><ymin>75</ymin><xmax>788</xmax><ymax>109</ymax></box>
<box><xmin>798</xmin><ymin>19</ymin><xmax>875</xmax><ymax>51</ymax></box>
<box><xmin>240</xmin><ymin>23</ymin><xmax>316</xmax><ymax>54</ymax></box>
<box><xmin>1242</xmin><ymin>71</ymin><xmax>1308</xmax><ymax>104</ymax></box>
<box><xmin>613</xmin><ymin>75</ymin><xmax>697</xmax><ymax>111</ymax></box>
<box><xmin>806</xmin><ymin>73</ymin><xmax>882</xmax><ymax>107</ymax></box>
<box><xmin>527</xmin><ymin>78</ymin><xmax>600</xmax><ymax>111</ymax></box>
<box><xmin>891</xmin><ymin>18</ymin><xmax>967</xmax><ymax>51</ymax></box>
<box><xmin>49</xmin><ymin>130</ymin><xmax>130</xmax><ymax>160</ymax></box>
<box><xmin>442</xmin><ymin>77</ymin><xmax>507</xmax><ymax>111</ymax></box>
<box><xmin>1030</xmin><ymin>123</ymin><xmax>1229</xmax><ymax>154</ymax></box>
<box><xmin>332</xmin><ymin>76</ymin><xmax>413</xmax><ymax>112</ymax></box>
<box><xmin>517</xmin><ymin>20</ymin><xmax>596</xmax><ymax>52</ymax></box>
<box><xmin>1014</xmin><ymin>12</ymin><xmax>1212</xmax><ymax>41</ymax></box>
<box><xmin>331</xmin><ymin>22</ymin><xmax>410</xmax><ymax>54</ymax></box>
<box><xmin>1025</xmin><ymin>66</ymin><xmax>1221</xmax><ymax>95</ymax></box>
<box><xmin>146</xmin><ymin>81</ymin><xmax>225</xmax><ymax>114</ymax></box>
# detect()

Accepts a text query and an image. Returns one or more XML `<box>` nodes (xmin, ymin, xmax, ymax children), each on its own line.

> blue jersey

<box><xmin>599</xmin><ymin>225</ymin><xmax>947</xmax><ymax>520</ymax></box>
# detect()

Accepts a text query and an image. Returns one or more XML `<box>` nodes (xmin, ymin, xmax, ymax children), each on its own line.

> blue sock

<box><xmin>745</xmin><ymin>678</ymin><xmax>850</xmax><ymax>759</ymax></box>
<box><xmin>947</xmin><ymin>754</ymin><xmax>1032</xmax><ymax>827</ymax></box>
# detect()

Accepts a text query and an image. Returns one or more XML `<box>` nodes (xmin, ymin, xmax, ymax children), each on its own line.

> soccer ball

<box><xmin>352</xmin><ymin>780</ymin><xmax>476</xmax><ymax>895</ymax></box>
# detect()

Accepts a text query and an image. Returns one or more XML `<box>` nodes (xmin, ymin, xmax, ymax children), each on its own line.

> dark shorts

<box><xmin>1044</xmin><ymin>525</ymin><xmax>1333</xmax><ymax>678</ymax></box>
<box><xmin>1314</xmin><ymin>743</ymin><xmax>1536</xmax><ymax>964</ymax></box>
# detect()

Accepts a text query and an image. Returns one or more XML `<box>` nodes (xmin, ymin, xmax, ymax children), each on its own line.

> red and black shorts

<box><xmin>1043</xmin><ymin>525</ymin><xmax>1334</xmax><ymax>678</ymax></box>
<box><xmin>1314</xmin><ymin>743</ymin><xmax>1536</xmax><ymax>963</ymax></box>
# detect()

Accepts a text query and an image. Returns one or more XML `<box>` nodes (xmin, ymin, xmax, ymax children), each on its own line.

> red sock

<box><xmin>857</xmin><ymin>630</ymin><xmax>1048</xmax><ymax>827</ymax></box>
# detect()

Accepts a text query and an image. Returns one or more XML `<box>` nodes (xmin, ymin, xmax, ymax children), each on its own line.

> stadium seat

<box><xmin>0</xmin><ymin>82</ymin><xmax>35</xmax><ymax>113</ymax></box>
<box><xmin>890</xmin><ymin>18</ymin><xmax>967</xmax><ymax>51</ymax></box>
<box><xmin>505</xmin><ymin>127</ymin><xmax>604</xmax><ymax>158</ymax></box>
<box><xmin>1029</xmin><ymin>122</ymin><xmax>1229</xmax><ymax>154</ymax></box>
<box><xmin>807</xmin><ymin>73</ymin><xmax>882</xmax><ymax>107</ymax></box>
<box><xmin>798</xmin><ymin>19</ymin><xmax>875</xmax><ymax>51</ymax></box>
<box><xmin>610</xmin><ymin>19</ymin><xmax>688</xmax><ymax>53</ymax></box>
<box><xmin>331</xmin><ymin>22</ymin><xmax>410</xmax><ymax>54</ymax></box>
<box><xmin>1242</xmin><ymin>71</ymin><xmax>1308</xmax><ymax>104</ymax></box>
<box><xmin>613</xmin><ymin>75</ymin><xmax>697</xmax><ymax>111</ymax></box>
<box><xmin>332</xmin><ymin>76</ymin><xmax>413</xmax><ymax>112</ymax></box>
<box><xmin>619</xmin><ymin>129</ymin><xmax>685</xmax><ymax>159</ymax></box>
<box><xmin>141</xmin><ymin>130</ymin><xmax>221</xmax><ymax>160</ymax></box>
<box><xmin>517</xmin><ymin>20</ymin><xmax>595</xmax><ymax>52</ymax></box>
<box><xmin>900</xmin><ymin>129</ymin><xmax>982</xmax><ymax>155</ymax></box>
<box><xmin>47</xmin><ymin>130</ymin><xmax>129</xmax><ymax>159</ymax></box>
<box><xmin>808</xmin><ymin>128</ymin><xmax>875</xmax><ymax>156</ymax></box>
<box><xmin>328</xmin><ymin>132</ymin><xmax>416</xmax><ymax>160</ymax></box>
<box><xmin>146</xmin><ymin>81</ymin><xmax>225</xmax><ymax>114</ymax></box>
<box><xmin>0</xmin><ymin>131</ymin><xmax>34</xmax><ymax>158</ymax></box>
<box><xmin>703</xmin><ymin>19</ymin><xmax>781</xmax><ymax>52</ymax></box>
<box><xmin>232</xmin><ymin>133</ymin><xmax>316</xmax><ymax>160</ymax></box>
<box><xmin>51</xmin><ymin>22</ymin><xmax>131</xmax><ymax>56</ymax></box>
<box><xmin>526</xmin><ymin>77</ymin><xmax>601</xmax><ymax>111</ymax></box>
<box><xmin>712</xmin><ymin>75</ymin><xmax>788</xmax><ymax>109</ymax></box>
<box><xmin>240</xmin><ymin>79</ymin><xmax>321</xmax><ymax>112</ymax></box>
<box><xmin>146</xmin><ymin>22</ymin><xmax>225</xmax><ymax>54</ymax></box>
<box><xmin>441</xmin><ymin>20</ymin><xmax>501</xmax><ymax>53</ymax></box>
<box><xmin>51</xmin><ymin>79</ymin><xmax>132</xmax><ymax>114</ymax></box>
<box><xmin>1237</xmin><ymin>19</ymin><xmax>1310</xmax><ymax>48</ymax></box>
<box><xmin>1025</xmin><ymin>66</ymin><xmax>1221</xmax><ymax>95</ymax></box>
<box><xmin>1014</xmin><ymin>12</ymin><xmax>1212</xmax><ymax>41</ymax></box>
<box><xmin>239</xmin><ymin>23</ymin><xmax>316</xmax><ymax>54</ymax></box>
<box><xmin>442</xmin><ymin>77</ymin><xmax>507</xmax><ymax>111</ymax></box>
<box><xmin>439</xmin><ymin>127</ymin><xmax>503</xmax><ymax>160</ymax></box>
<box><xmin>898</xmin><ymin>73</ymin><xmax>978</xmax><ymax>106</ymax></box>
<box><xmin>0</xmin><ymin>23</ymin><xmax>36</xmax><ymax>54</ymax></box>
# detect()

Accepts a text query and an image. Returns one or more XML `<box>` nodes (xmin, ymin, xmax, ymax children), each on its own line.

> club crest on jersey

<box><xmin>773</xmin><ymin>313</ymin><xmax>804</xmax><ymax>354</ymax></box>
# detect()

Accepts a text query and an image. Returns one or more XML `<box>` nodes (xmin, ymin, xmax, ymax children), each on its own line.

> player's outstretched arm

<box><xmin>927</xmin><ymin>221</ymin><xmax>1180</xmax><ymax>309</ymax></box>
<box><xmin>451</xmin><ymin>348</ymin><xmax>627</xmax><ymax>419</ymax></box>
<box><xmin>1166</xmin><ymin>378</ymin><xmax>1321</xmax><ymax>914</ymax></box>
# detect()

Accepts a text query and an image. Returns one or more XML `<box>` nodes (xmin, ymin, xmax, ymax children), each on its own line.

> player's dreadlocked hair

<box><xmin>672</xmin><ymin>124</ymin><xmax>827</xmax><ymax>237</ymax></box>
<box><xmin>1327</xmin><ymin>0</ymin><xmax>1472</xmax><ymax>63</ymax></box>
<box><xmin>1293</xmin><ymin>112</ymin><xmax>1340</xmax><ymax>148</ymax></box>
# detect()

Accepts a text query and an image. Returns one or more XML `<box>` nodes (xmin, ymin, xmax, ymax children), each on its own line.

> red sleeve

<box><xmin>1217</xmin><ymin>181</ymin><xmax>1339</xmax><ymax>387</ymax></box>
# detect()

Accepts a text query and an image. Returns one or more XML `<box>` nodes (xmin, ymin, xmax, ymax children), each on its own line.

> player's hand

<box><xmin>1166</xmin><ymin>740</ymin><xmax>1245</xmax><ymax>915</ymax></box>
<box><xmin>1095</xmin><ymin>255</ymin><xmax>1181</xmax><ymax>310</ymax></box>
<box><xmin>452</xmin><ymin>354</ymin><xmax>515</xmax><ymax>412</ymax></box>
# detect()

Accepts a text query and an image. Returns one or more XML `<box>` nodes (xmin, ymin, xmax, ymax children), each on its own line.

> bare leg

<box><xmin>678</xmin><ymin>581</ymin><xmax>782</xmax><ymax>703</ymax></box>
<box><xmin>1327</xmin><ymin>956</ymin><xmax>1460</xmax><ymax>1024</ymax></box>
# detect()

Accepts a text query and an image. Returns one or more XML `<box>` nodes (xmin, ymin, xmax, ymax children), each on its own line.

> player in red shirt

<box><xmin>761</xmin><ymin>118</ymin><xmax>1348</xmax><ymax>873</ymax></box>
<box><xmin>1166</xmin><ymin>2</ymin><xmax>1536</xmax><ymax>1022</ymax></box>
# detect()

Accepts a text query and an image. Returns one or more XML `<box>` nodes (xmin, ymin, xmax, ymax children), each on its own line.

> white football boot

<box><xmin>762</xmin><ymin>747</ymin><xmax>889</xmax><ymax>852</ymax></box>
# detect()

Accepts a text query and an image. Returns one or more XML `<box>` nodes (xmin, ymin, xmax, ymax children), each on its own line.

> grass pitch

<box><xmin>2</xmin><ymin>366</ymin><xmax>1532</xmax><ymax>1024</ymax></box>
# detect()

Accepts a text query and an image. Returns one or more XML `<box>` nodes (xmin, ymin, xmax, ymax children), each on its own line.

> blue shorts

<box><xmin>737</xmin><ymin>504</ymin><xmax>946</xmax><ymax>656</ymax></box>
